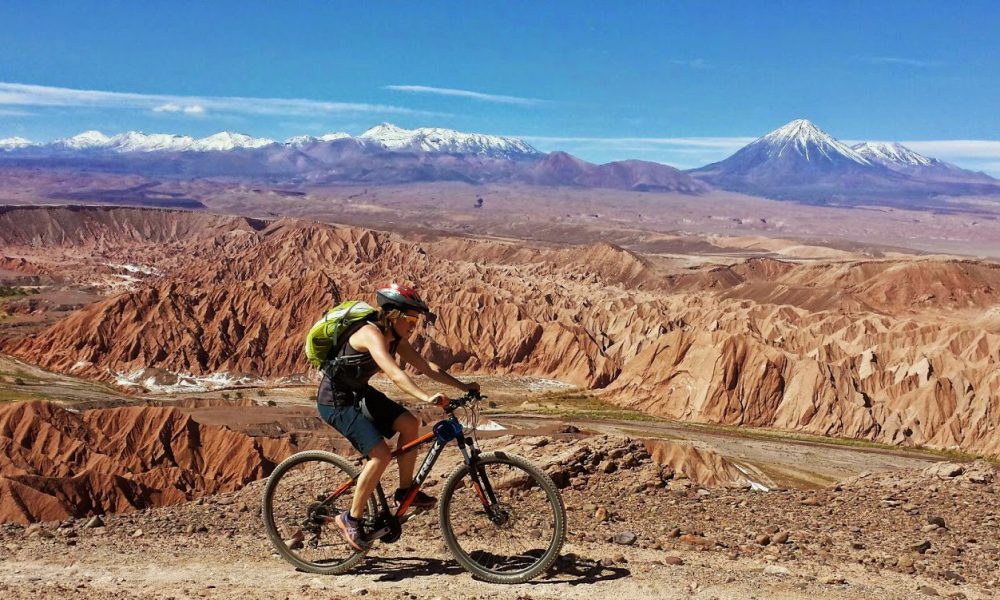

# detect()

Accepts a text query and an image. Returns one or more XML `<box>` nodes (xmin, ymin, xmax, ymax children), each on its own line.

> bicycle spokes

<box><xmin>444</xmin><ymin>458</ymin><xmax>561</xmax><ymax>577</ymax></box>
<box><xmin>267</xmin><ymin>459</ymin><xmax>360</xmax><ymax>566</ymax></box>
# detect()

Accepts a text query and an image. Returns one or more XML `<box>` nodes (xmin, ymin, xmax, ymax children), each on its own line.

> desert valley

<box><xmin>0</xmin><ymin>119</ymin><xmax>999</xmax><ymax>599</ymax></box>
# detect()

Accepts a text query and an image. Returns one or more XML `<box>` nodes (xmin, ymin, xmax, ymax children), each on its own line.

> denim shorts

<box><xmin>317</xmin><ymin>384</ymin><xmax>407</xmax><ymax>457</ymax></box>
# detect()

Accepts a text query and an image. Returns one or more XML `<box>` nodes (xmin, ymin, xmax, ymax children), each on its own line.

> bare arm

<box><xmin>350</xmin><ymin>325</ymin><xmax>436</xmax><ymax>404</ymax></box>
<box><xmin>396</xmin><ymin>338</ymin><xmax>476</xmax><ymax>393</ymax></box>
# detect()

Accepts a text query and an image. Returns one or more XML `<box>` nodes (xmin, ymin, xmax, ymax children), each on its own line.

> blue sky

<box><xmin>2</xmin><ymin>1</ymin><xmax>999</xmax><ymax>173</ymax></box>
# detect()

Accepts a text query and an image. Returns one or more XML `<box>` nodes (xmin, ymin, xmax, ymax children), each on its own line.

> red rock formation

<box><xmin>0</xmin><ymin>401</ymin><xmax>294</xmax><ymax>524</ymax></box>
<box><xmin>643</xmin><ymin>439</ymin><xmax>767</xmax><ymax>488</ymax></box>
<box><xmin>3</xmin><ymin>207</ymin><xmax>999</xmax><ymax>457</ymax></box>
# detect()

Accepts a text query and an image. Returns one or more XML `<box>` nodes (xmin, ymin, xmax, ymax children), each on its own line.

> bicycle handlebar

<box><xmin>445</xmin><ymin>389</ymin><xmax>485</xmax><ymax>412</ymax></box>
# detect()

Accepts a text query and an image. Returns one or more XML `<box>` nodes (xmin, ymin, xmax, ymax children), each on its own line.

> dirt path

<box><xmin>0</xmin><ymin>533</ymin><xmax>973</xmax><ymax>600</ymax></box>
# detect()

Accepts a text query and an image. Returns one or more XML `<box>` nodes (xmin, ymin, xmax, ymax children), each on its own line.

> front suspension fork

<box><xmin>458</xmin><ymin>437</ymin><xmax>502</xmax><ymax>520</ymax></box>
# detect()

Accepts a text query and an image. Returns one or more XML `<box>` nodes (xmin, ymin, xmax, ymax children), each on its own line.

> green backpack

<box><xmin>304</xmin><ymin>300</ymin><xmax>378</xmax><ymax>369</ymax></box>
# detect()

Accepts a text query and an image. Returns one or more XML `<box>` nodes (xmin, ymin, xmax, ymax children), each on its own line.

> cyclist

<box><xmin>317</xmin><ymin>283</ymin><xmax>479</xmax><ymax>551</ymax></box>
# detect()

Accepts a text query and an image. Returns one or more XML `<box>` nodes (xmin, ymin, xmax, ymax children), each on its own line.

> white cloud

<box><xmin>0</xmin><ymin>81</ymin><xmax>445</xmax><ymax>118</ymax></box>
<box><xmin>860</xmin><ymin>56</ymin><xmax>944</xmax><ymax>68</ymax></box>
<box><xmin>152</xmin><ymin>103</ymin><xmax>205</xmax><ymax>115</ymax></box>
<box><xmin>0</xmin><ymin>107</ymin><xmax>34</xmax><ymax>117</ymax></box>
<box><xmin>521</xmin><ymin>135</ymin><xmax>755</xmax><ymax>150</ymax></box>
<box><xmin>900</xmin><ymin>140</ymin><xmax>1000</xmax><ymax>175</ymax></box>
<box><xmin>385</xmin><ymin>84</ymin><xmax>545</xmax><ymax>107</ymax></box>
<box><xmin>668</xmin><ymin>59</ymin><xmax>710</xmax><ymax>69</ymax></box>
<box><xmin>518</xmin><ymin>135</ymin><xmax>757</xmax><ymax>169</ymax></box>
<box><xmin>898</xmin><ymin>140</ymin><xmax>1000</xmax><ymax>157</ymax></box>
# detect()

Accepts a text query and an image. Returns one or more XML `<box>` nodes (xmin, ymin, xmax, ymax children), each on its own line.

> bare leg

<box><xmin>393</xmin><ymin>411</ymin><xmax>420</xmax><ymax>488</ymax></box>
<box><xmin>351</xmin><ymin>441</ymin><xmax>390</xmax><ymax>520</ymax></box>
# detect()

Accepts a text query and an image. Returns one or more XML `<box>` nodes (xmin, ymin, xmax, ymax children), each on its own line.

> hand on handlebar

<box><xmin>443</xmin><ymin>389</ymin><xmax>485</xmax><ymax>411</ymax></box>
<box><xmin>429</xmin><ymin>393</ymin><xmax>451</xmax><ymax>409</ymax></box>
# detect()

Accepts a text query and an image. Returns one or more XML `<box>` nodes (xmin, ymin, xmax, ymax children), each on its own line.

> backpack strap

<box><xmin>320</xmin><ymin>317</ymin><xmax>380</xmax><ymax>387</ymax></box>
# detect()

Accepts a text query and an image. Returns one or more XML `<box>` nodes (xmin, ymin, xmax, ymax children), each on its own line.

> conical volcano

<box><xmin>688</xmin><ymin>119</ymin><xmax>889</xmax><ymax>193</ymax></box>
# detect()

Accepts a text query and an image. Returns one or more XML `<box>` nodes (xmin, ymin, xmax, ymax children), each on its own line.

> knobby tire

<box><xmin>438</xmin><ymin>451</ymin><xmax>567</xmax><ymax>584</ymax></box>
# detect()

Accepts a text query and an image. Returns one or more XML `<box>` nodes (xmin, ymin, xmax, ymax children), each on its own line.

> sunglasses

<box><xmin>398</xmin><ymin>312</ymin><xmax>437</xmax><ymax>326</ymax></box>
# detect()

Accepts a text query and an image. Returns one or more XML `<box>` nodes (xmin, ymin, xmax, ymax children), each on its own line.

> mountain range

<box><xmin>1</xmin><ymin>123</ymin><xmax>541</xmax><ymax>158</ymax></box>
<box><xmin>1</xmin><ymin>120</ymin><xmax>997</xmax><ymax>203</ymax></box>
<box><xmin>0</xmin><ymin>123</ymin><xmax>704</xmax><ymax>194</ymax></box>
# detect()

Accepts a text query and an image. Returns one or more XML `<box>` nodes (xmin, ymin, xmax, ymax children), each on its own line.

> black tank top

<box><xmin>329</xmin><ymin>321</ymin><xmax>400</xmax><ymax>389</ymax></box>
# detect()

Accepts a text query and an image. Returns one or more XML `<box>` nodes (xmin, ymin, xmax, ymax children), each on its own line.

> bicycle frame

<box><xmin>319</xmin><ymin>412</ymin><xmax>500</xmax><ymax>544</ymax></box>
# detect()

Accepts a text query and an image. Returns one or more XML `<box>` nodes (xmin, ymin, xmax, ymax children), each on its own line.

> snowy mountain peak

<box><xmin>56</xmin><ymin>130</ymin><xmax>112</xmax><ymax>149</ymax></box>
<box><xmin>107</xmin><ymin>131</ymin><xmax>195</xmax><ymax>153</ymax></box>
<box><xmin>284</xmin><ymin>135</ymin><xmax>316</xmax><ymax>146</ymax></box>
<box><xmin>285</xmin><ymin>132</ymin><xmax>351</xmax><ymax>146</ymax></box>
<box><xmin>189</xmin><ymin>132</ymin><xmax>276</xmax><ymax>152</ymax></box>
<box><xmin>358</xmin><ymin>123</ymin><xmax>411</xmax><ymax>146</ymax></box>
<box><xmin>359</xmin><ymin>123</ymin><xmax>539</xmax><ymax>158</ymax></box>
<box><xmin>851</xmin><ymin>141</ymin><xmax>934</xmax><ymax>167</ymax></box>
<box><xmin>0</xmin><ymin>136</ymin><xmax>32</xmax><ymax>150</ymax></box>
<box><xmin>318</xmin><ymin>132</ymin><xmax>351</xmax><ymax>142</ymax></box>
<box><xmin>360</xmin><ymin>123</ymin><xmax>407</xmax><ymax>137</ymax></box>
<box><xmin>2</xmin><ymin>125</ymin><xmax>535</xmax><ymax>158</ymax></box>
<box><xmin>755</xmin><ymin>119</ymin><xmax>870</xmax><ymax>165</ymax></box>
<box><xmin>768</xmin><ymin>118</ymin><xmax>822</xmax><ymax>137</ymax></box>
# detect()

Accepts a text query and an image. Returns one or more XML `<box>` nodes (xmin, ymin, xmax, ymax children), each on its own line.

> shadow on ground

<box><xmin>354</xmin><ymin>553</ymin><xmax>629</xmax><ymax>586</ymax></box>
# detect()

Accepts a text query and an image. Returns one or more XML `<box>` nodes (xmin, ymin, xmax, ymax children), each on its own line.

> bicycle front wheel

<box><xmin>261</xmin><ymin>450</ymin><xmax>376</xmax><ymax>575</ymax></box>
<box><xmin>439</xmin><ymin>451</ymin><xmax>566</xmax><ymax>584</ymax></box>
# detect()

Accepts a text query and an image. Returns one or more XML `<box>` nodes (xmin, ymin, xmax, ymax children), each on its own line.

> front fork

<box><xmin>457</xmin><ymin>436</ymin><xmax>505</xmax><ymax>524</ymax></box>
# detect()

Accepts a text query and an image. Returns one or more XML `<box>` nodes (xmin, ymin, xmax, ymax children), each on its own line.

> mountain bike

<box><xmin>261</xmin><ymin>391</ymin><xmax>567</xmax><ymax>584</ymax></box>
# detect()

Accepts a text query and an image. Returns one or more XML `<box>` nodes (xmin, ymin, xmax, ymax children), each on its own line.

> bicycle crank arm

<box><xmin>363</xmin><ymin>514</ymin><xmax>409</xmax><ymax>544</ymax></box>
<box><xmin>363</xmin><ymin>526</ymin><xmax>392</xmax><ymax>542</ymax></box>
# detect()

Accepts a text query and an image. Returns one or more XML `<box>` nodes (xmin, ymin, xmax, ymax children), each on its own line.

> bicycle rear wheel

<box><xmin>439</xmin><ymin>451</ymin><xmax>566</xmax><ymax>584</ymax></box>
<box><xmin>261</xmin><ymin>450</ymin><xmax>376</xmax><ymax>575</ymax></box>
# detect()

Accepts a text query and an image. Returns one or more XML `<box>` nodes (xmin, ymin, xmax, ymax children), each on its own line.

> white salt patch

<box><xmin>475</xmin><ymin>420</ymin><xmax>507</xmax><ymax>431</ymax></box>
<box><xmin>104</xmin><ymin>262</ymin><xmax>161</xmax><ymax>276</ymax></box>
<box><xmin>526</xmin><ymin>378</ymin><xmax>574</xmax><ymax>392</ymax></box>
<box><xmin>114</xmin><ymin>369</ymin><xmax>264</xmax><ymax>393</ymax></box>
<box><xmin>735</xmin><ymin>464</ymin><xmax>771</xmax><ymax>492</ymax></box>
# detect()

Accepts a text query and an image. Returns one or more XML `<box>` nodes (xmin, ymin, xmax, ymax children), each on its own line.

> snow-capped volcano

<box><xmin>0</xmin><ymin>137</ymin><xmax>33</xmax><ymax>151</ymax></box>
<box><xmin>689</xmin><ymin>119</ymin><xmax>1000</xmax><ymax>202</ymax></box>
<box><xmin>851</xmin><ymin>142</ymin><xmax>935</xmax><ymax>167</ymax></box>
<box><xmin>54</xmin><ymin>130</ymin><xmax>112</xmax><ymax>150</ymax></box>
<box><xmin>746</xmin><ymin>119</ymin><xmax>871</xmax><ymax>165</ymax></box>
<box><xmin>687</xmin><ymin>119</ymin><xmax>883</xmax><ymax>196</ymax></box>
<box><xmin>359</xmin><ymin>123</ymin><xmax>540</xmax><ymax>159</ymax></box>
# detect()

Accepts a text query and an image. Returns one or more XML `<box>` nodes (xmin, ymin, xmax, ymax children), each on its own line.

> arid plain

<box><xmin>1</xmin><ymin>168</ymin><xmax>999</xmax><ymax>599</ymax></box>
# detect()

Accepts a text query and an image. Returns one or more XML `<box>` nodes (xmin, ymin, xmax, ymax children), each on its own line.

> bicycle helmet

<box><xmin>376</xmin><ymin>283</ymin><xmax>432</xmax><ymax>315</ymax></box>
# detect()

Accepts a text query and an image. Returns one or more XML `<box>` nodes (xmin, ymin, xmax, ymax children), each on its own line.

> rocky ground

<box><xmin>2</xmin><ymin>434</ymin><xmax>996</xmax><ymax>600</ymax></box>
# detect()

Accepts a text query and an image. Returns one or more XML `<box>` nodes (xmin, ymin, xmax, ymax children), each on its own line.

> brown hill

<box><xmin>0</xmin><ymin>205</ymin><xmax>266</xmax><ymax>247</ymax></box>
<box><xmin>3</xmin><ymin>206</ymin><xmax>1000</xmax><ymax>457</ymax></box>
<box><xmin>0</xmin><ymin>401</ymin><xmax>293</xmax><ymax>524</ymax></box>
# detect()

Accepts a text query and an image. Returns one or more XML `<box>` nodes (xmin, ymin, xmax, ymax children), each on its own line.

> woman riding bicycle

<box><xmin>317</xmin><ymin>283</ymin><xmax>479</xmax><ymax>551</ymax></box>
